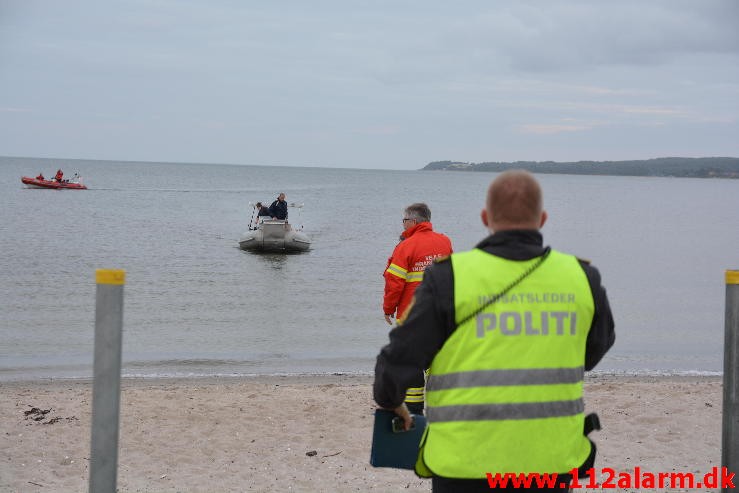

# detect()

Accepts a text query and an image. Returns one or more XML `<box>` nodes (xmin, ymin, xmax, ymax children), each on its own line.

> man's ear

<box><xmin>540</xmin><ymin>210</ymin><xmax>548</xmax><ymax>228</ymax></box>
<box><xmin>481</xmin><ymin>208</ymin><xmax>489</xmax><ymax>228</ymax></box>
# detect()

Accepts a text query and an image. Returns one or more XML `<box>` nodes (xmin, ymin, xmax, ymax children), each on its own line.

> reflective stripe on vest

<box><xmin>418</xmin><ymin>249</ymin><xmax>594</xmax><ymax>478</ymax></box>
<box><xmin>427</xmin><ymin>398</ymin><xmax>584</xmax><ymax>422</ymax></box>
<box><xmin>426</xmin><ymin>366</ymin><xmax>584</xmax><ymax>391</ymax></box>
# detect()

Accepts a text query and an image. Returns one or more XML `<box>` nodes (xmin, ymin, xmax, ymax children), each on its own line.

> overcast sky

<box><xmin>1</xmin><ymin>0</ymin><xmax>738</xmax><ymax>170</ymax></box>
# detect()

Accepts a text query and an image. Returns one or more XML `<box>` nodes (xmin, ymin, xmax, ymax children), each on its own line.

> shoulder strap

<box><xmin>455</xmin><ymin>247</ymin><xmax>551</xmax><ymax>328</ymax></box>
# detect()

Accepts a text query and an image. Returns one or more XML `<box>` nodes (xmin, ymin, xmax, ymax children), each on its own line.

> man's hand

<box><xmin>384</xmin><ymin>313</ymin><xmax>394</xmax><ymax>325</ymax></box>
<box><xmin>392</xmin><ymin>402</ymin><xmax>412</xmax><ymax>431</ymax></box>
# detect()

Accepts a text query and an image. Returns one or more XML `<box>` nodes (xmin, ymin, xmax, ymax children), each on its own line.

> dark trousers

<box><xmin>406</xmin><ymin>402</ymin><xmax>424</xmax><ymax>415</ymax></box>
<box><xmin>432</xmin><ymin>474</ymin><xmax>572</xmax><ymax>493</ymax></box>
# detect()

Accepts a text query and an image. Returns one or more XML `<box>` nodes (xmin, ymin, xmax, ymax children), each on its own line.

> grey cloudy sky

<box><xmin>1</xmin><ymin>0</ymin><xmax>738</xmax><ymax>169</ymax></box>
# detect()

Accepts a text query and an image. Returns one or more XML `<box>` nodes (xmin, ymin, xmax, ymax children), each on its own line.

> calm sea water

<box><xmin>1</xmin><ymin>156</ymin><xmax>737</xmax><ymax>380</ymax></box>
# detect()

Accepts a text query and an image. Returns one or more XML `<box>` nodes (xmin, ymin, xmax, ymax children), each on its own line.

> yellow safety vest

<box><xmin>416</xmin><ymin>248</ymin><xmax>594</xmax><ymax>478</ymax></box>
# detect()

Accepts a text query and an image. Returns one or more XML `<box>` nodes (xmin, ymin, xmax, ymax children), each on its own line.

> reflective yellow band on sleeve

<box><xmin>386</xmin><ymin>263</ymin><xmax>408</xmax><ymax>280</ymax></box>
<box><xmin>405</xmin><ymin>386</ymin><xmax>425</xmax><ymax>403</ymax></box>
<box><xmin>96</xmin><ymin>269</ymin><xmax>126</xmax><ymax>285</ymax></box>
<box><xmin>407</xmin><ymin>271</ymin><xmax>424</xmax><ymax>283</ymax></box>
<box><xmin>727</xmin><ymin>270</ymin><xmax>739</xmax><ymax>285</ymax></box>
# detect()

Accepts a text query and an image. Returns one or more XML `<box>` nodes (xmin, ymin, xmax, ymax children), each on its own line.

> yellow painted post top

<box><xmin>727</xmin><ymin>270</ymin><xmax>739</xmax><ymax>285</ymax></box>
<box><xmin>96</xmin><ymin>269</ymin><xmax>126</xmax><ymax>285</ymax></box>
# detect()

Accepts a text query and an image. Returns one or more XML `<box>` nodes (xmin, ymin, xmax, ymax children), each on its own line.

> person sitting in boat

<box><xmin>256</xmin><ymin>202</ymin><xmax>271</xmax><ymax>218</ymax></box>
<box><xmin>269</xmin><ymin>193</ymin><xmax>288</xmax><ymax>220</ymax></box>
<box><xmin>54</xmin><ymin>169</ymin><xmax>64</xmax><ymax>182</ymax></box>
<box><xmin>36</xmin><ymin>173</ymin><xmax>45</xmax><ymax>180</ymax></box>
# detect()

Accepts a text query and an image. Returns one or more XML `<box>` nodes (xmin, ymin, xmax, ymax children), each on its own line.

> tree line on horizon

<box><xmin>422</xmin><ymin>157</ymin><xmax>739</xmax><ymax>179</ymax></box>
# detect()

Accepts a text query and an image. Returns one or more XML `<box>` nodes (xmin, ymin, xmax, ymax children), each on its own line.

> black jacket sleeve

<box><xmin>578</xmin><ymin>260</ymin><xmax>616</xmax><ymax>370</ymax></box>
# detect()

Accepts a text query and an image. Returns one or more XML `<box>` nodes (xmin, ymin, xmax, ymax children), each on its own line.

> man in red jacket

<box><xmin>383</xmin><ymin>202</ymin><xmax>452</xmax><ymax>413</ymax></box>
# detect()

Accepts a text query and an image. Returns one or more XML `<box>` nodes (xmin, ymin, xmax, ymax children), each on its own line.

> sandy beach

<box><xmin>0</xmin><ymin>374</ymin><xmax>724</xmax><ymax>492</ymax></box>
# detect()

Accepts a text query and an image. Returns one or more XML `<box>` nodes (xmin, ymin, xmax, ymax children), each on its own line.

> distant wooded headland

<box><xmin>422</xmin><ymin>157</ymin><xmax>739</xmax><ymax>178</ymax></box>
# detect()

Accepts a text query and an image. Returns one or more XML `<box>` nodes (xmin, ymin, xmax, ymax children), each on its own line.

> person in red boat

<box><xmin>54</xmin><ymin>169</ymin><xmax>64</xmax><ymax>182</ymax></box>
<box><xmin>36</xmin><ymin>173</ymin><xmax>45</xmax><ymax>180</ymax></box>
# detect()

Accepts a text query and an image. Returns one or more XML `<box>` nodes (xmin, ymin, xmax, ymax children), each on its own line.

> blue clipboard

<box><xmin>370</xmin><ymin>409</ymin><xmax>427</xmax><ymax>470</ymax></box>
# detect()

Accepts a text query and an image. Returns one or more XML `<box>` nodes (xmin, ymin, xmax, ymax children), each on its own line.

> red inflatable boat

<box><xmin>21</xmin><ymin>176</ymin><xmax>87</xmax><ymax>190</ymax></box>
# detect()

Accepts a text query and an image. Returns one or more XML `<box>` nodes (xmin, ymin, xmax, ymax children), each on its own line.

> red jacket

<box><xmin>383</xmin><ymin>222</ymin><xmax>452</xmax><ymax>321</ymax></box>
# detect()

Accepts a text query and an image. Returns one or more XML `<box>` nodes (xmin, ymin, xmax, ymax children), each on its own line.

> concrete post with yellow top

<box><xmin>723</xmin><ymin>269</ymin><xmax>739</xmax><ymax>492</ymax></box>
<box><xmin>89</xmin><ymin>269</ymin><xmax>125</xmax><ymax>493</ymax></box>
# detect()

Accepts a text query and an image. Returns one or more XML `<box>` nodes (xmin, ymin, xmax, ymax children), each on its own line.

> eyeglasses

<box><xmin>403</xmin><ymin>218</ymin><xmax>415</xmax><ymax>223</ymax></box>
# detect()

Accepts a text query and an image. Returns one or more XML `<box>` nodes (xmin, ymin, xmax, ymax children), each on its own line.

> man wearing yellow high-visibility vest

<box><xmin>374</xmin><ymin>170</ymin><xmax>615</xmax><ymax>492</ymax></box>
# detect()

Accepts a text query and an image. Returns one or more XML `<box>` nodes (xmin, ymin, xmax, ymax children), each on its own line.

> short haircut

<box><xmin>405</xmin><ymin>203</ymin><xmax>431</xmax><ymax>222</ymax></box>
<box><xmin>487</xmin><ymin>170</ymin><xmax>542</xmax><ymax>225</ymax></box>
